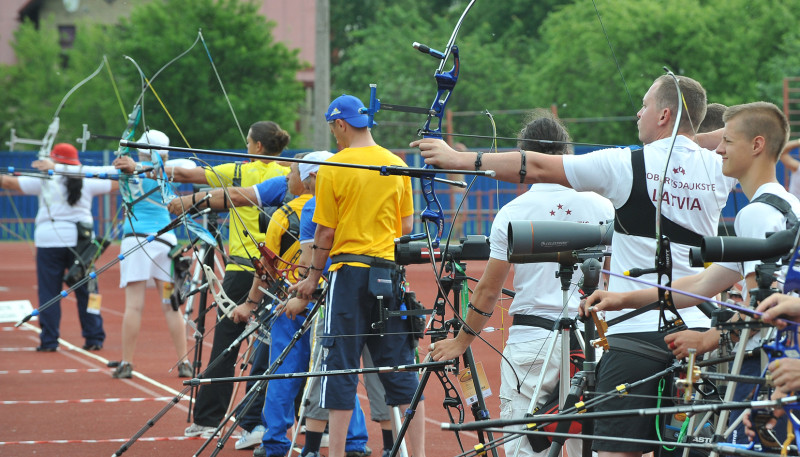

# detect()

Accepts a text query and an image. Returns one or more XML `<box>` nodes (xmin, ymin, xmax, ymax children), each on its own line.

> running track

<box><xmin>0</xmin><ymin>242</ymin><xmax>510</xmax><ymax>456</ymax></box>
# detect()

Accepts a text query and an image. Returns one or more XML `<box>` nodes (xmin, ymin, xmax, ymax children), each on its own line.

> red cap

<box><xmin>50</xmin><ymin>143</ymin><xmax>80</xmax><ymax>165</ymax></box>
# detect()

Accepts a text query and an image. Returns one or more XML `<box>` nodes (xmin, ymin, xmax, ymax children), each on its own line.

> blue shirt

<box><xmin>254</xmin><ymin>176</ymin><xmax>288</xmax><ymax>208</ymax></box>
<box><xmin>300</xmin><ymin>197</ymin><xmax>317</xmax><ymax>242</ymax></box>
<box><xmin>123</xmin><ymin>162</ymin><xmax>173</xmax><ymax>235</ymax></box>
<box><xmin>299</xmin><ymin>197</ymin><xmax>331</xmax><ymax>273</ymax></box>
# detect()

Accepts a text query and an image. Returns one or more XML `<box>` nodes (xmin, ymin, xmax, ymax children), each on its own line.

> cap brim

<box><xmin>344</xmin><ymin>116</ymin><xmax>372</xmax><ymax>128</ymax></box>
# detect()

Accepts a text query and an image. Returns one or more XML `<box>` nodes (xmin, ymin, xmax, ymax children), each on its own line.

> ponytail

<box><xmin>65</xmin><ymin>177</ymin><xmax>83</xmax><ymax>206</ymax></box>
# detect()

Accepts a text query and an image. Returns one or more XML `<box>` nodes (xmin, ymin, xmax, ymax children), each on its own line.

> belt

<box><xmin>329</xmin><ymin>254</ymin><xmax>396</xmax><ymax>268</ymax></box>
<box><xmin>123</xmin><ymin>232</ymin><xmax>174</xmax><ymax>249</ymax></box>
<box><xmin>228</xmin><ymin>255</ymin><xmax>256</xmax><ymax>271</ymax></box>
<box><xmin>606</xmin><ymin>335</ymin><xmax>673</xmax><ymax>363</ymax></box>
<box><xmin>512</xmin><ymin>314</ymin><xmax>557</xmax><ymax>331</ymax></box>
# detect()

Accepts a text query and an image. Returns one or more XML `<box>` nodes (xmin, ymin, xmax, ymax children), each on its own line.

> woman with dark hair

<box><xmin>0</xmin><ymin>143</ymin><xmax>116</xmax><ymax>351</ymax></box>
<box><xmin>118</xmin><ymin>121</ymin><xmax>292</xmax><ymax>437</ymax></box>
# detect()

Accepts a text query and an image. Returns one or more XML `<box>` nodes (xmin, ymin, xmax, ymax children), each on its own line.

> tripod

<box><xmin>390</xmin><ymin>257</ymin><xmax>499</xmax><ymax>457</ymax></box>
<box><xmin>507</xmin><ymin>257</ymin><xmax>602</xmax><ymax>457</ymax></box>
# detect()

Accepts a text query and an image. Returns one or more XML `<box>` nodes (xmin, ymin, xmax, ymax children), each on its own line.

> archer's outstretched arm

<box><xmin>411</xmin><ymin>138</ymin><xmax>569</xmax><ymax>186</ymax></box>
<box><xmin>166</xmin><ymin>187</ymin><xmax>260</xmax><ymax>214</ymax></box>
<box><xmin>0</xmin><ymin>175</ymin><xmax>21</xmax><ymax>191</ymax></box>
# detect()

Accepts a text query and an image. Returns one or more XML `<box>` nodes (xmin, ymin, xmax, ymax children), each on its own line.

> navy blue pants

<box><xmin>321</xmin><ymin>265</ymin><xmax>418</xmax><ymax>410</ymax></box>
<box><xmin>36</xmin><ymin>246</ymin><xmax>104</xmax><ymax>349</ymax></box>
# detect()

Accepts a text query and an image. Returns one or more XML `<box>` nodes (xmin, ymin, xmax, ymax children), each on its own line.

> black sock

<box><xmin>304</xmin><ymin>431</ymin><xmax>323</xmax><ymax>453</ymax></box>
<box><xmin>382</xmin><ymin>428</ymin><xmax>394</xmax><ymax>450</ymax></box>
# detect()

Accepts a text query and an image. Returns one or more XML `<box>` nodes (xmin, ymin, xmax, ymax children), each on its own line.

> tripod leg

<box><xmin>389</xmin><ymin>363</ymin><xmax>432</xmax><ymax>457</ymax></box>
<box><xmin>390</xmin><ymin>406</ymin><xmax>410</xmax><ymax>457</ymax></box>
<box><xmin>510</xmin><ymin>330</ymin><xmax>561</xmax><ymax>457</ymax></box>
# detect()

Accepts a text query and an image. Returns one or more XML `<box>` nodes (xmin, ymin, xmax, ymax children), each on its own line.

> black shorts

<box><xmin>592</xmin><ymin>331</ymin><xmax>675</xmax><ymax>452</ymax></box>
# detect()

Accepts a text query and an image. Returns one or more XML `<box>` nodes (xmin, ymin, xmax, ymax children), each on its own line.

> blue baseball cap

<box><xmin>325</xmin><ymin>94</ymin><xmax>373</xmax><ymax>128</ymax></box>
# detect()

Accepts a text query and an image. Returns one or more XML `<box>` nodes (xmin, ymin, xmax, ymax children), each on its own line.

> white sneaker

<box><xmin>184</xmin><ymin>423</ymin><xmax>218</xmax><ymax>438</ymax></box>
<box><xmin>320</xmin><ymin>432</ymin><xmax>329</xmax><ymax>448</ymax></box>
<box><xmin>235</xmin><ymin>424</ymin><xmax>266</xmax><ymax>450</ymax></box>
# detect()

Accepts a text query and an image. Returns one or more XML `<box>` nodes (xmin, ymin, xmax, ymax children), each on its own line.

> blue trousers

<box><xmin>321</xmin><ymin>266</ymin><xmax>418</xmax><ymax>410</ymax></box>
<box><xmin>36</xmin><ymin>246</ymin><xmax>104</xmax><ymax>348</ymax></box>
<box><xmin>244</xmin><ymin>312</ymin><xmax>368</xmax><ymax>455</ymax></box>
<box><xmin>259</xmin><ymin>313</ymin><xmax>311</xmax><ymax>455</ymax></box>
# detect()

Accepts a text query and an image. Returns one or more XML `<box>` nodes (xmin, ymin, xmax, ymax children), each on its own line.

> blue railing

<box><xmin>0</xmin><ymin>146</ymin><xmax>757</xmax><ymax>243</ymax></box>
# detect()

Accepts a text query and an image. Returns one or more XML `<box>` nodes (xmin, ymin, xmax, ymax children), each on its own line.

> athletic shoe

<box><xmin>346</xmin><ymin>444</ymin><xmax>372</xmax><ymax>457</ymax></box>
<box><xmin>301</xmin><ymin>452</ymin><xmax>321</xmax><ymax>457</ymax></box>
<box><xmin>235</xmin><ymin>425</ymin><xmax>266</xmax><ymax>450</ymax></box>
<box><xmin>178</xmin><ymin>361</ymin><xmax>193</xmax><ymax>378</ymax></box>
<box><xmin>252</xmin><ymin>444</ymin><xmax>285</xmax><ymax>457</ymax></box>
<box><xmin>184</xmin><ymin>422</ymin><xmax>217</xmax><ymax>438</ymax></box>
<box><xmin>112</xmin><ymin>362</ymin><xmax>133</xmax><ymax>379</ymax></box>
<box><xmin>381</xmin><ymin>449</ymin><xmax>392</xmax><ymax>457</ymax></box>
<box><xmin>83</xmin><ymin>343</ymin><xmax>103</xmax><ymax>351</ymax></box>
<box><xmin>36</xmin><ymin>346</ymin><xmax>57</xmax><ymax>352</ymax></box>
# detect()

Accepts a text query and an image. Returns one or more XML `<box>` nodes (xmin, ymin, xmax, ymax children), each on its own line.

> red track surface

<box><xmin>0</xmin><ymin>242</ymin><xmax>509</xmax><ymax>457</ymax></box>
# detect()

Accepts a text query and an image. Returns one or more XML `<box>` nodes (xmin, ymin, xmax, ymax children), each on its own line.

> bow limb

<box><xmin>123</xmin><ymin>50</ymin><xmax>223</xmax><ymax>248</ymax></box>
<box><xmin>4</xmin><ymin>59</ymin><xmax>108</xmax><ymax>250</ymax></box>
<box><xmin>202</xmin><ymin>264</ymin><xmax>236</xmax><ymax>319</ymax></box>
<box><xmin>34</xmin><ymin>59</ymin><xmax>108</xmax><ymax>160</ymax></box>
<box><xmin>362</xmin><ymin>1</ymin><xmax>477</xmax><ymax>249</ymax></box>
<box><xmin>433</xmin><ymin>367</ymin><xmax>467</xmax><ymax>450</ymax></box>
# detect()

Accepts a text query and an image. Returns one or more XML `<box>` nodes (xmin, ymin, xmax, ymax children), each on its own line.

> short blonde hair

<box><xmin>723</xmin><ymin>102</ymin><xmax>789</xmax><ymax>161</ymax></box>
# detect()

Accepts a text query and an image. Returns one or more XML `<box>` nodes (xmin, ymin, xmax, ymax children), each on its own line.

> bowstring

<box><xmin>198</xmin><ymin>29</ymin><xmax>247</xmax><ymax>147</ymax></box>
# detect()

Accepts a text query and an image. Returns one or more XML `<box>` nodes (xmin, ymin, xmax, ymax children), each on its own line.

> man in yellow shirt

<box><xmin>292</xmin><ymin>95</ymin><xmax>425</xmax><ymax>457</ymax></box>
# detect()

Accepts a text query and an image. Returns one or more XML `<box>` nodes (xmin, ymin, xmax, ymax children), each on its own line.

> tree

<box><xmin>1</xmin><ymin>0</ymin><xmax>307</xmax><ymax>153</ymax></box>
<box><xmin>330</xmin><ymin>0</ymin><xmax>543</xmax><ymax>149</ymax></box>
<box><xmin>529</xmin><ymin>0</ymin><xmax>800</xmax><ymax>144</ymax></box>
<box><xmin>0</xmin><ymin>19</ymin><xmax>80</xmax><ymax>148</ymax></box>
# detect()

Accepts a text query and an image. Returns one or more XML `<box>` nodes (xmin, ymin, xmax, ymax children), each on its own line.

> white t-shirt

<box><xmin>18</xmin><ymin>176</ymin><xmax>112</xmax><ymax>247</ymax></box>
<box><xmin>563</xmin><ymin>135</ymin><xmax>738</xmax><ymax>335</ymax></box>
<box><xmin>718</xmin><ymin>182</ymin><xmax>800</xmax><ymax>350</ymax></box>
<box><xmin>490</xmin><ymin>183</ymin><xmax>615</xmax><ymax>344</ymax></box>
<box><xmin>717</xmin><ymin>182</ymin><xmax>800</xmax><ymax>279</ymax></box>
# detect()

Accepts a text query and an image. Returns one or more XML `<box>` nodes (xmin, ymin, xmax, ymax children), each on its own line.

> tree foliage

<box><xmin>6</xmin><ymin>0</ymin><xmax>800</xmax><ymax>153</ymax></box>
<box><xmin>332</xmin><ymin>0</ymin><xmax>800</xmax><ymax>148</ymax></box>
<box><xmin>0</xmin><ymin>20</ymin><xmax>71</xmax><ymax>143</ymax></box>
<box><xmin>1</xmin><ymin>0</ymin><xmax>306</xmax><ymax>154</ymax></box>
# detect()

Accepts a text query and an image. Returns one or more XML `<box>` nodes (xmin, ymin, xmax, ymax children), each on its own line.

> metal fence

<box><xmin>0</xmin><ymin>147</ymin><xmax>749</xmax><ymax>244</ymax></box>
